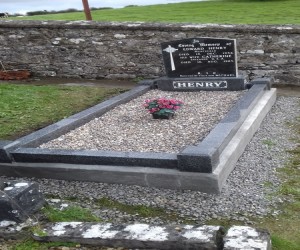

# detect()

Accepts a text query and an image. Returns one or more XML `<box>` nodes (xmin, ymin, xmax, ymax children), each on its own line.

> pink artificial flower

<box><xmin>143</xmin><ymin>97</ymin><xmax>183</xmax><ymax>114</ymax></box>
<box><xmin>150</xmin><ymin>108</ymin><xmax>159</xmax><ymax>113</ymax></box>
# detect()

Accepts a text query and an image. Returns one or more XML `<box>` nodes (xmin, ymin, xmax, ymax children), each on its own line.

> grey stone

<box><xmin>0</xmin><ymin>141</ymin><xmax>14</xmax><ymax>163</ymax></box>
<box><xmin>0</xmin><ymin>178</ymin><xmax>6</xmax><ymax>189</ymax></box>
<box><xmin>0</xmin><ymin>181</ymin><xmax>45</xmax><ymax>222</ymax></box>
<box><xmin>33</xmin><ymin>222</ymin><xmax>224</xmax><ymax>250</ymax></box>
<box><xmin>223</xmin><ymin>226</ymin><xmax>271</xmax><ymax>250</ymax></box>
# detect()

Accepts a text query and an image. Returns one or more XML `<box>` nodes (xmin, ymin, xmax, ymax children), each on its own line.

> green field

<box><xmin>11</xmin><ymin>0</ymin><xmax>300</xmax><ymax>24</ymax></box>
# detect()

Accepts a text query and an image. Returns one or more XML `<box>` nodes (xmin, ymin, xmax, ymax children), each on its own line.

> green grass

<box><xmin>42</xmin><ymin>204</ymin><xmax>101</xmax><ymax>222</ymax></box>
<box><xmin>262</xmin><ymin>139</ymin><xmax>276</xmax><ymax>148</ymax></box>
<box><xmin>96</xmin><ymin>197</ymin><xmax>183</xmax><ymax>221</ymax></box>
<box><xmin>12</xmin><ymin>240</ymin><xmax>78</xmax><ymax>250</ymax></box>
<box><xmin>44</xmin><ymin>195</ymin><xmax>194</xmax><ymax>223</ymax></box>
<box><xmin>10</xmin><ymin>0</ymin><xmax>300</xmax><ymax>24</ymax></box>
<box><xmin>0</xmin><ymin>84</ymin><xmax>126</xmax><ymax>140</ymax></box>
<box><xmin>10</xmin><ymin>204</ymin><xmax>100</xmax><ymax>249</ymax></box>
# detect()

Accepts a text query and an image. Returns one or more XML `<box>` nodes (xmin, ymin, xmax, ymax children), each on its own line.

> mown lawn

<box><xmin>11</xmin><ymin>0</ymin><xmax>300</xmax><ymax>24</ymax></box>
<box><xmin>0</xmin><ymin>83</ymin><xmax>126</xmax><ymax>140</ymax></box>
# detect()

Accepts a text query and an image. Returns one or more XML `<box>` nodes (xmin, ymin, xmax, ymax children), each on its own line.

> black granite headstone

<box><xmin>157</xmin><ymin>37</ymin><xmax>246</xmax><ymax>91</ymax></box>
<box><xmin>161</xmin><ymin>37</ymin><xmax>237</xmax><ymax>78</ymax></box>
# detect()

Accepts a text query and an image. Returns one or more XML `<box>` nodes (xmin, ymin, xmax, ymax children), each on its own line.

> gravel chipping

<box><xmin>39</xmin><ymin>89</ymin><xmax>243</xmax><ymax>153</ymax></box>
<box><xmin>1</xmin><ymin>95</ymin><xmax>299</xmax><ymax>237</ymax></box>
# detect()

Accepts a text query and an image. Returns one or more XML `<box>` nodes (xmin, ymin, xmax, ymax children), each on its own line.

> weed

<box><xmin>263</xmin><ymin>181</ymin><xmax>274</xmax><ymax>187</ymax></box>
<box><xmin>31</xmin><ymin>225</ymin><xmax>47</xmax><ymax>237</ymax></box>
<box><xmin>42</xmin><ymin>204</ymin><xmax>101</xmax><ymax>222</ymax></box>
<box><xmin>262</xmin><ymin>139</ymin><xmax>276</xmax><ymax>148</ymax></box>
<box><xmin>271</xmin><ymin>235</ymin><xmax>300</xmax><ymax>250</ymax></box>
<box><xmin>96</xmin><ymin>197</ymin><xmax>181</xmax><ymax>221</ymax></box>
<box><xmin>12</xmin><ymin>239</ymin><xmax>77</xmax><ymax>250</ymax></box>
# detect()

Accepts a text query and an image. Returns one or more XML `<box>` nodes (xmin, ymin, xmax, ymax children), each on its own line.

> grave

<box><xmin>0</xmin><ymin>37</ymin><xmax>276</xmax><ymax>193</ymax></box>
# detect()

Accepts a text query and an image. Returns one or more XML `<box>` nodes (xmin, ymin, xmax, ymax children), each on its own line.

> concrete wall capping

<box><xmin>0</xmin><ymin>20</ymin><xmax>299</xmax><ymax>33</ymax></box>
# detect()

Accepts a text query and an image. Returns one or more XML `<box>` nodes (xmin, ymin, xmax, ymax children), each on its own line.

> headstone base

<box><xmin>156</xmin><ymin>76</ymin><xmax>246</xmax><ymax>91</ymax></box>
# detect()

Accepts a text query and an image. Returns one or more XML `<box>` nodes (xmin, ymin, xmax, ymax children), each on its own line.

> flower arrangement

<box><xmin>143</xmin><ymin>97</ymin><xmax>183</xmax><ymax>118</ymax></box>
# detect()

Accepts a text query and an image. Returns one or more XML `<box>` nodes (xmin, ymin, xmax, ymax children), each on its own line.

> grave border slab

<box><xmin>178</xmin><ymin>79</ymin><xmax>270</xmax><ymax>172</ymax></box>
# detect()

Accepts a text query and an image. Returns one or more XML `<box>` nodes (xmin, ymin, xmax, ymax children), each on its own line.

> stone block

<box><xmin>0</xmin><ymin>140</ymin><xmax>13</xmax><ymax>163</ymax></box>
<box><xmin>223</xmin><ymin>226</ymin><xmax>271</xmax><ymax>250</ymax></box>
<box><xmin>0</xmin><ymin>181</ymin><xmax>45</xmax><ymax>222</ymax></box>
<box><xmin>33</xmin><ymin>223</ymin><xmax>224</xmax><ymax>250</ymax></box>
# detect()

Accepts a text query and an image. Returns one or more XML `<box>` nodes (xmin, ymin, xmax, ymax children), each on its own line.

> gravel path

<box><xmin>39</xmin><ymin>90</ymin><xmax>243</xmax><ymax>153</ymax></box>
<box><xmin>1</xmin><ymin>94</ymin><xmax>299</xmax><ymax>227</ymax></box>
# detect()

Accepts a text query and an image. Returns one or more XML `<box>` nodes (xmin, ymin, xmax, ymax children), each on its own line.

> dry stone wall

<box><xmin>0</xmin><ymin>20</ymin><xmax>299</xmax><ymax>86</ymax></box>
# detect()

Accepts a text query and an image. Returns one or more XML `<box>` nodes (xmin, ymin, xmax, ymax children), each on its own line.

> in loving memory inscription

<box><xmin>161</xmin><ymin>38</ymin><xmax>238</xmax><ymax>78</ymax></box>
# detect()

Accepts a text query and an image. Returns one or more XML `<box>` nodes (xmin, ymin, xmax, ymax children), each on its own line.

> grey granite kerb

<box><xmin>178</xmin><ymin>78</ymin><xmax>271</xmax><ymax>172</ymax></box>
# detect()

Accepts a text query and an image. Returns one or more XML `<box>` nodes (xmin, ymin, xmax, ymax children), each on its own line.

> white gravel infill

<box><xmin>39</xmin><ymin>89</ymin><xmax>243</xmax><ymax>153</ymax></box>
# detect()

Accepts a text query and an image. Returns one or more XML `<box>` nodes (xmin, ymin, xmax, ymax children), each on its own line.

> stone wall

<box><xmin>0</xmin><ymin>20</ymin><xmax>299</xmax><ymax>86</ymax></box>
